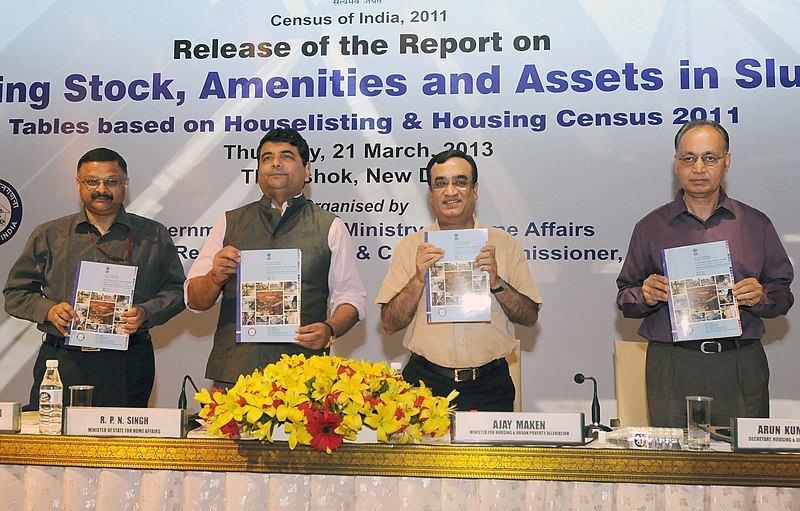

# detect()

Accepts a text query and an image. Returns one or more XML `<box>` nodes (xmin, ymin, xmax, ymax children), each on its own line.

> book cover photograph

<box><xmin>237</xmin><ymin>249</ymin><xmax>301</xmax><ymax>343</ymax></box>
<box><xmin>425</xmin><ymin>228</ymin><xmax>490</xmax><ymax>323</ymax></box>
<box><xmin>662</xmin><ymin>240</ymin><xmax>742</xmax><ymax>342</ymax></box>
<box><xmin>67</xmin><ymin>261</ymin><xmax>138</xmax><ymax>351</ymax></box>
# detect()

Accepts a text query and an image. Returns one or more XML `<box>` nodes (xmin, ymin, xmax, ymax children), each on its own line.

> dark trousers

<box><xmin>645</xmin><ymin>340</ymin><xmax>769</xmax><ymax>428</ymax></box>
<box><xmin>26</xmin><ymin>333</ymin><xmax>155</xmax><ymax>410</ymax></box>
<box><xmin>403</xmin><ymin>354</ymin><xmax>515</xmax><ymax>412</ymax></box>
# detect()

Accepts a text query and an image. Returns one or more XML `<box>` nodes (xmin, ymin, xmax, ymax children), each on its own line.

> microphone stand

<box><xmin>179</xmin><ymin>375</ymin><xmax>202</xmax><ymax>431</ymax></box>
<box><xmin>574</xmin><ymin>373</ymin><xmax>612</xmax><ymax>438</ymax></box>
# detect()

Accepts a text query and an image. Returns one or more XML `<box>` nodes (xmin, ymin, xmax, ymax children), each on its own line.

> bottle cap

<box><xmin>46</xmin><ymin>359</ymin><xmax>59</xmax><ymax>368</ymax></box>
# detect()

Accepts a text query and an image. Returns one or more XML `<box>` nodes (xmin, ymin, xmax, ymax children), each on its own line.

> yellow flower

<box><xmin>364</xmin><ymin>402</ymin><xmax>405</xmax><ymax>441</ymax></box>
<box><xmin>197</xmin><ymin>354</ymin><xmax>453</xmax><ymax>451</ymax></box>
<box><xmin>420</xmin><ymin>390</ymin><xmax>458</xmax><ymax>437</ymax></box>
<box><xmin>273</xmin><ymin>375</ymin><xmax>308</xmax><ymax>414</ymax></box>
<box><xmin>336</xmin><ymin>403</ymin><xmax>364</xmax><ymax>441</ymax></box>
<box><xmin>394</xmin><ymin>422</ymin><xmax>423</xmax><ymax>444</ymax></box>
<box><xmin>310</xmin><ymin>373</ymin><xmax>335</xmax><ymax>402</ymax></box>
<box><xmin>331</xmin><ymin>371</ymin><xmax>367</xmax><ymax>406</ymax></box>
<box><xmin>204</xmin><ymin>385</ymin><xmax>247</xmax><ymax>437</ymax></box>
<box><xmin>284</xmin><ymin>418</ymin><xmax>313</xmax><ymax>449</ymax></box>
<box><xmin>379</xmin><ymin>376</ymin><xmax>408</xmax><ymax>404</ymax></box>
<box><xmin>195</xmin><ymin>388</ymin><xmax>213</xmax><ymax>405</ymax></box>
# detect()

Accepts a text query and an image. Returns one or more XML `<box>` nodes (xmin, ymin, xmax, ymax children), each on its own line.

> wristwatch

<box><xmin>323</xmin><ymin>321</ymin><xmax>336</xmax><ymax>348</ymax></box>
<box><xmin>490</xmin><ymin>277</ymin><xmax>507</xmax><ymax>294</ymax></box>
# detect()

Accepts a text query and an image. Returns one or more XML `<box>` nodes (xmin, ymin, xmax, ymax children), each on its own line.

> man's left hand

<box><xmin>296</xmin><ymin>322</ymin><xmax>331</xmax><ymax>350</ymax></box>
<box><xmin>734</xmin><ymin>278</ymin><xmax>763</xmax><ymax>307</ymax></box>
<box><xmin>120</xmin><ymin>306</ymin><xmax>147</xmax><ymax>334</ymax></box>
<box><xmin>476</xmin><ymin>245</ymin><xmax>500</xmax><ymax>287</ymax></box>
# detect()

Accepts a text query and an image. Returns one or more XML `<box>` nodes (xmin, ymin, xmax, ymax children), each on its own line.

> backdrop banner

<box><xmin>1</xmin><ymin>1</ymin><xmax>798</xmax><ymax>415</ymax></box>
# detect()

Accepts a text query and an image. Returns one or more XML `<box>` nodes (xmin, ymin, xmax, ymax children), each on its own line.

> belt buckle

<box><xmin>81</xmin><ymin>347</ymin><xmax>101</xmax><ymax>352</ymax></box>
<box><xmin>454</xmin><ymin>368</ymin><xmax>477</xmax><ymax>383</ymax></box>
<box><xmin>700</xmin><ymin>341</ymin><xmax>721</xmax><ymax>354</ymax></box>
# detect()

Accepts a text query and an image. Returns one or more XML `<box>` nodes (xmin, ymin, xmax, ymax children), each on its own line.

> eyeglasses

<box><xmin>79</xmin><ymin>177</ymin><xmax>127</xmax><ymax>189</ymax></box>
<box><xmin>675</xmin><ymin>154</ymin><xmax>727</xmax><ymax>168</ymax></box>
<box><xmin>431</xmin><ymin>177</ymin><xmax>472</xmax><ymax>190</ymax></box>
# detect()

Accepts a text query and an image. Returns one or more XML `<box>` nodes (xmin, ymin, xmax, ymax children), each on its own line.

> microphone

<box><xmin>179</xmin><ymin>375</ymin><xmax>202</xmax><ymax>432</ymax></box>
<box><xmin>178</xmin><ymin>375</ymin><xmax>199</xmax><ymax>409</ymax></box>
<box><xmin>574</xmin><ymin>372</ymin><xmax>612</xmax><ymax>437</ymax></box>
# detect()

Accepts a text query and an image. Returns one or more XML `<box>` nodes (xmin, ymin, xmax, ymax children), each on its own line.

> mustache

<box><xmin>91</xmin><ymin>192</ymin><xmax>114</xmax><ymax>200</ymax></box>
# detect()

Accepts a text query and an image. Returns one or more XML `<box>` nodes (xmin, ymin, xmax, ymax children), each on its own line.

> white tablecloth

<box><xmin>1</xmin><ymin>465</ymin><xmax>798</xmax><ymax>510</ymax></box>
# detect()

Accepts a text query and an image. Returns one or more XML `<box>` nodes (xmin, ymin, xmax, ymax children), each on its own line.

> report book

<box><xmin>67</xmin><ymin>261</ymin><xmax>137</xmax><ymax>350</ymax></box>
<box><xmin>236</xmin><ymin>249</ymin><xmax>301</xmax><ymax>342</ymax></box>
<box><xmin>662</xmin><ymin>240</ymin><xmax>742</xmax><ymax>342</ymax></box>
<box><xmin>425</xmin><ymin>228</ymin><xmax>490</xmax><ymax>323</ymax></box>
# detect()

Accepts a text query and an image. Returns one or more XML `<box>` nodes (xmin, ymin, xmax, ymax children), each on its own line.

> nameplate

<box><xmin>732</xmin><ymin>418</ymin><xmax>800</xmax><ymax>452</ymax></box>
<box><xmin>0</xmin><ymin>402</ymin><xmax>21</xmax><ymax>433</ymax></box>
<box><xmin>451</xmin><ymin>411</ymin><xmax>585</xmax><ymax>445</ymax></box>
<box><xmin>63</xmin><ymin>407</ymin><xmax>186</xmax><ymax>438</ymax></box>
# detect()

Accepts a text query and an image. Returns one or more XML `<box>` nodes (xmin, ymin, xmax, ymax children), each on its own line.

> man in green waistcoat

<box><xmin>184</xmin><ymin>128</ymin><xmax>366</xmax><ymax>388</ymax></box>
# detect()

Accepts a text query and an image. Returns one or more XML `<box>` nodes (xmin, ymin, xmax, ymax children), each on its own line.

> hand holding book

<box><xmin>119</xmin><ymin>305</ymin><xmax>147</xmax><ymax>334</ymax></box>
<box><xmin>414</xmin><ymin>242</ymin><xmax>445</xmax><ymax>284</ymax></box>
<box><xmin>732</xmin><ymin>277</ymin><xmax>763</xmax><ymax>307</ymax></box>
<box><xmin>475</xmin><ymin>245</ymin><xmax>501</xmax><ymax>289</ymax></box>
<box><xmin>642</xmin><ymin>274</ymin><xmax>670</xmax><ymax>306</ymax></box>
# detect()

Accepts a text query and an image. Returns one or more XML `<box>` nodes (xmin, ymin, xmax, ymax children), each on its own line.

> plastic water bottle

<box><xmin>598</xmin><ymin>427</ymin><xmax>683</xmax><ymax>450</ymax></box>
<box><xmin>39</xmin><ymin>359</ymin><xmax>63</xmax><ymax>435</ymax></box>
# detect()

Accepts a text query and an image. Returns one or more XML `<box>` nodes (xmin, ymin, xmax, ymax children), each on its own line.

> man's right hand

<box><xmin>209</xmin><ymin>246</ymin><xmax>241</xmax><ymax>287</ymax></box>
<box><xmin>380</xmin><ymin>241</ymin><xmax>444</xmax><ymax>335</ymax></box>
<box><xmin>642</xmin><ymin>274</ymin><xmax>670</xmax><ymax>306</ymax></box>
<box><xmin>414</xmin><ymin>242</ymin><xmax>444</xmax><ymax>283</ymax></box>
<box><xmin>47</xmin><ymin>302</ymin><xmax>78</xmax><ymax>336</ymax></box>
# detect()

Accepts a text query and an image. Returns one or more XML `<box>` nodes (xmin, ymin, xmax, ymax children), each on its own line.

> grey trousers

<box><xmin>645</xmin><ymin>340</ymin><xmax>769</xmax><ymax>428</ymax></box>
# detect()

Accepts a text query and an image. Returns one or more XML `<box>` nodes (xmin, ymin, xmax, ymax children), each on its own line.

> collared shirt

<box><xmin>4</xmin><ymin>206</ymin><xmax>186</xmax><ymax>336</ymax></box>
<box><xmin>616</xmin><ymin>189</ymin><xmax>794</xmax><ymax>342</ymax></box>
<box><xmin>184</xmin><ymin>196</ymin><xmax>367</xmax><ymax>320</ymax></box>
<box><xmin>375</xmin><ymin>218</ymin><xmax>542</xmax><ymax>368</ymax></box>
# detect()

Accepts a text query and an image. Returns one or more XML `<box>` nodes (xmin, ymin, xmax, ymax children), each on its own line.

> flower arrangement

<box><xmin>195</xmin><ymin>354</ymin><xmax>457</xmax><ymax>453</ymax></box>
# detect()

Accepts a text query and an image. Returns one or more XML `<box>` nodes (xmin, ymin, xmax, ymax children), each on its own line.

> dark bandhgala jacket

<box><xmin>205</xmin><ymin>194</ymin><xmax>335</xmax><ymax>383</ymax></box>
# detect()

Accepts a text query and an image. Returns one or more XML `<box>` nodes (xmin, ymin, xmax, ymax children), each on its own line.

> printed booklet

<box><xmin>67</xmin><ymin>261</ymin><xmax>137</xmax><ymax>350</ymax></box>
<box><xmin>425</xmin><ymin>228</ymin><xmax>491</xmax><ymax>323</ymax></box>
<box><xmin>237</xmin><ymin>249</ymin><xmax>301</xmax><ymax>342</ymax></box>
<box><xmin>662</xmin><ymin>240</ymin><xmax>741</xmax><ymax>342</ymax></box>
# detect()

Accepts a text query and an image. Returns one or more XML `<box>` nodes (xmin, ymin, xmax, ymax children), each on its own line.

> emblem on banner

<box><xmin>0</xmin><ymin>179</ymin><xmax>23</xmax><ymax>246</ymax></box>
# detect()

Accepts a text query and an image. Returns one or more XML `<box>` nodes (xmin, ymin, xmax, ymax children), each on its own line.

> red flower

<box><xmin>263</xmin><ymin>395</ymin><xmax>281</xmax><ymax>409</ymax></box>
<box><xmin>337</xmin><ymin>365</ymin><xmax>356</xmax><ymax>378</ymax></box>
<box><xmin>298</xmin><ymin>401</ymin><xmax>313</xmax><ymax>417</ymax></box>
<box><xmin>207</xmin><ymin>387</ymin><xmax>225</xmax><ymax>415</ymax></box>
<box><xmin>324</xmin><ymin>394</ymin><xmax>339</xmax><ymax>410</ymax></box>
<box><xmin>306</xmin><ymin>409</ymin><xmax>344</xmax><ymax>452</ymax></box>
<box><xmin>268</xmin><ymin>382</ymin><xmax>282</xmax><ymax>396</ymax></box>
<box><xmin>220</xmin><ymin>419</ymin><xmax>241</xmax><ymax>439</ymax></box>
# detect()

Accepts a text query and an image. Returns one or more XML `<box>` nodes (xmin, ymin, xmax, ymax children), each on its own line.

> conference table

<box><xmin>1</xmin><ymin>421</ymin><xmax>800</xmax><ymax>511</ymax></box>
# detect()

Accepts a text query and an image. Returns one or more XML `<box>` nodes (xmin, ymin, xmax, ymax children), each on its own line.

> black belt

<box><xmin>675</xmin><ymin>339</ymin><xmax>757</xmax><ymax>353</ymax></box>
<box><xmin>411</xmin><ymin>353</ymin><xmax>503</xmax><ymax>382</ymax></box>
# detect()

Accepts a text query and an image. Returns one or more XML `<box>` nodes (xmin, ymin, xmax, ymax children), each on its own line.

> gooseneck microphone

<box><xmin>178</xmin><ymin>375</ymin><xmax>200</xmax><ymax>410</ymax></box>
<box><xmin>179</xmin><ymin>375</ymin><xmax>203</xmax><ymax>432</ymax></box>
<box><xmin>574</xmin><ymin>372</ymin><xmax>612</xmax><ymax>437</ymax></box>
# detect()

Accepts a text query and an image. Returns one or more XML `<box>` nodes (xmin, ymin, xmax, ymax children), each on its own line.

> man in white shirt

<box><xmin>185</xmin><ymin>128</ymin><xmax>366</xmax><ymax>387</ymax></box>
